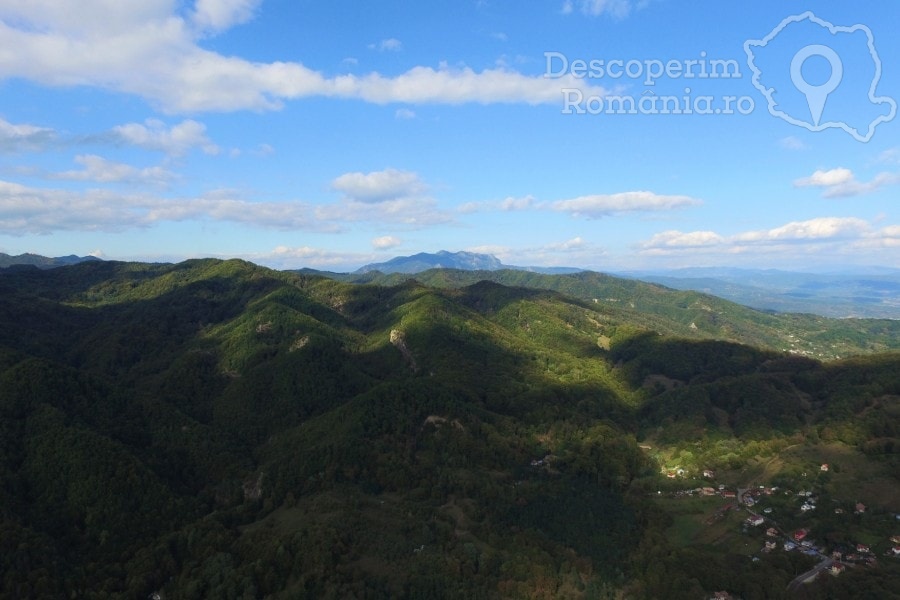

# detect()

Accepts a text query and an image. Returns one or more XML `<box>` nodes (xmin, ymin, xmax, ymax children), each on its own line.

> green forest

<box><xmin>1</xmin><ymin>259</ymin><xmax>898</xmax><ymax>598</ymax></box>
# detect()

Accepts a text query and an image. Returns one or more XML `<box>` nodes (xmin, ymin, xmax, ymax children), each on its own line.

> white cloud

<box><xmin>0</xmin><ymin>179</ymin><xmax>329</xmax><ymax>234</ymax></box>
<box><xmin>491</xmin><ymin>32</ymin><xmax>508</xmax><ymax>42</ymax></box>
<box><xmin>0</xmin><ymin>4</ymin><xmax>611</xmax><ymax>113</ymax></box>
<box><xmin>192</xmin><ymin>0</ymin><xmax>261</xmax><ymax>34</ymax></box>
<box><xmin>793</xmin><ymin>167</ymin><xmax>898</xmax><ymax>198</ymax></box>
<box><xmin>500</xmin><ymin>195</ymin><xmax>535</xmax><ymax>211</ymax></box>
<box><xmin>112</xmin><ymin>119</ymin><xmax>219</xmax><ymax>156</ymax></box>
<box><xmin>52</xmin><ymin>154</ymin><xmax>174</xmax><ymax>185</ymax></box>
<box><xmin>467</xmin><ymin>237</ymin><xmax>601</xmax><ymax>267</ymax></box>
<box><xmin>324</xmin><ymin>169</ymin><xmax>452</xmax><ymax>227</ymax></box>
<box><xmin>369</xmin><ymin>38</ymin><xmax>403</xmax><ymax>52</ymax></box>
<box><xmin>553</xmin><ymin>191</ymin><xmax>701</xmax><ymax>218</ymax></box>
<box><xmin>258</xmin><ymin>245</ymin><xmax>374</xmax><ymax>270</ymax></box>
<box><xmin>0</xmin><ymin>117</ymin><xmax>56</xmax><ymax>152</ymax></box>
<box><xmin>331</xmin><ymin>168</ymin><xmax>427</xmax><ymax>204</ymax></box>
<box><xmin>794</xmin><ymin>168</ymin><xmax>854</xmax><ymax>188</ymax></box>
<box><xmin>548</xmin><ymin>236</ymin><xmax>585</xmax><ymax>250</ymax></box>
<box><xmin>395</xmin><ymin>108</ymin><xmax>416</xmax><ymax>120</ymax></box>
<box><xmin>638</xmin><ymin>217</ymin><xmax>892</xmax><ymax>261</ymax></box>
<box><xmin>641</xmin><ymin>230</ymin><xmax>725</xmax><ymax>249</ymax></box>
<box><xmin>372</xmin><ymin>235</ymin><xmax>402</xmax><ymax>249</ymax></box>
<box><xmin>733</xmin><ymin>217</ymin><xmax>870</xmax><ymax>243</ymax></box>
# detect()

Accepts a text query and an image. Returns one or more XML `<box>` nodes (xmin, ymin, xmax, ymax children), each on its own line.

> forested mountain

<box><xmin>1</xmin><ymin>259</ymin><xmax>897</xmax><ymax>598</ymax></box>
<box><xmin>315</xmin><ymin>267</ymin><xmax>900</xmax><ymax>360</ymax></box>
<box><xmin>0</xmin><ymin>252</ymin><xmax>101</xmax><ymax>269</ymax></box>
<box><xmin>354</xmin><ymin>250</ymin><xmax>581</xmax><ymax>275</ymax></box>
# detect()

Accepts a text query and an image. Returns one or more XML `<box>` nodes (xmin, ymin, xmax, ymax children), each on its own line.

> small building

<box><xmin>765</xmin><ymin>541</ymin><xmax>777</xmax><ymax>550</ymax></box>
<box><xmin>723</xmin><ymin>490</ymin><xmax>736</xmax><ymax>499</ymax></box>
<box><xmin>703</xmin><ymin>469</ymin><xmax>715</xmax><ymax>478</ymax></box>
<box><xmin>830</xmin><ymin>563</ymin><xmax>846</xmax><ymax>576</ymax></box>
<box><xmin>820</xmin><ymin>464</ymin><xmax>829</xmax><ymax>472</ymax></box>
<box><xmin>784</xmin><ymin>541</ymin><xmax>797</xmax><ymax>551</ymax></box>
<box><xmin>701</xmin><ymin>487</ymin><xmax>716</xmax><ymax>496</ymax></box>
<box><xmin>892</xmin><ymin>546</ymin><xmax>900</xmax><ymax>556</ymax></box>
<box><xmin>766</xmin><ymin>527</ymin><xmax>779</xmax><ymax>537</ymax></box>
<box><xmin>857</xmin><ymin>543</ymin><xmax>870</xmax><ymax>554</ymax></box>
<box><xmin>856</xmin><ymin>503</ymin><xmax>867</xmax><ymax>514</ymax></box>
<box><xmin>794</xmin><ymin>529</ymin><xmax>808</xmax><ymax>542</ymax></box>
<box><xmin>746</xmin><ymin>515</ymin><xmax>765</xmax><ymax>527</ymax></box>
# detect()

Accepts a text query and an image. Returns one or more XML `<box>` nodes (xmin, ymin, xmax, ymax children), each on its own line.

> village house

<box><xmin>766</xmin><ymin>527</ymin><xmax>778</xmax><ymax>537</ymax></box>
<box><xmin>703</xmin><ymin>469</ymin><xmax>715</xmax><ymax>478</ymax></box>
<box><xmin>784</xmin><ymin>541</ymin><xmax>797</xmax><ymax>551</ymax></box>
<box><xmin>746</xmin><ymin>515</ymin><xmax>765</xmax><ymax>527</ymax></box>
<box><xmin>856</xmin><ymin>502</ymin><xmax>866</xmax><ymax>514</ymax></box>
<box><xmin>820</xmin><ymin>463</ymin><xmax>829</xmax><ymax>472</ymax></box>
<box><xmin>829</xmin><ymin>563</ymin><xmax>846</xmax><ymax>576</ymax></box>
<box><xmin>764</xmin><ymin>540</ymin><xmax>777</xmax><ymax>551</ymax></box>
<box><xmin>793</xmin><ymin>529</ymin><xmax>808</xmax><ymax>542</ymax></box>
<box><xmin>857</xmin><ymin>543</ymin><xmax>870</xmax><ymax>554</ymax></box>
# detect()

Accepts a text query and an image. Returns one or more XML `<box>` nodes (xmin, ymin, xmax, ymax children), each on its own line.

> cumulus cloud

<box><xmin>52</xmin><ymin>154</ymin><xmax>174</xmax><ymax>185</ymax></box>
<box><xmin>323</xmin><ymin>169</ymin><xmax>452</xmax><ymax>227</ymax></box>
<box><xmin>372</xmin><ymin>235</ymin><xmax>402</xmax><ymax>249</ymax></box>
<box><xmin>733</xmin><ymin>217</ymin><xmax>870</xmax><ymax>243</ymax></box>
<box><xmin>112</xmin><ymin>119</ymin><xmax>219</xmax><ymax>156</ymax></box>
<box><xmin>0</xmin><ymin>4</ymin><xmax>610</xmax><ymax>113</ymax></box>
<box><xmin>793</xmin><ymin>167</ymin><xmax>898</xmax><ymax>198</ymax></box>
<box><xmin>638</xmin><ymin>217</ymin><xmax>895</xmax><ymax>260</ymax></box>
<box><xmin>794</xmin><ymin>168</ymin><xmax>854</xmax><ymax>188</ymax></box>
<box><xmin>553</xmin><ymin>191</ymin><xmax>701</xmax><ymax>218</ymax></box>
<box><xmin>331</xmin><ymin>168</ymin><xmax>427</xmax><ymax>204</ymax></box>
<box><xmin>192</xmin><ymin>0</ymin><xmax>261</xmax><ymax>34</ymax></box>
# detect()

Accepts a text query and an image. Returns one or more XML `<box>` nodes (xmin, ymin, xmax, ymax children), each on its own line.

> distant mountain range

<box><xmin>355</xmin><ymin>250</ymin><xmax>582</xmax><ymax>275</ymax></box>
<box><xmin>325</xmin><ymin>252</ymin><xmax>900</xmax><ymax>319</ymax></box>
<box><xmin>0</xmin><ymin>252</ymin><xmax>101</xmax><ymax>269</ymax></box>
<box><xmin>619</xmin><ymin>267</ymin><xmax>900</xmax><ymax>319</ymax></box>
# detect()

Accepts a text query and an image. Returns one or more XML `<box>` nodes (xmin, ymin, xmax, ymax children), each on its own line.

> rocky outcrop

<box><xmin>390</xmin><ymin>329</ymin><xmax>418</xmax><ymax>372</ymax></box>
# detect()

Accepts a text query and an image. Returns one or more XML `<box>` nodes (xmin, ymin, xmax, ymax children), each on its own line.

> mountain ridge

<box><xmin>0</xmin><ymin>258</ymin><xmax>897</xmax><ymax>598</ymax></box>
<box><xmin>354</xmin><ymin>250</ymin><xmax>582</xmax><ymax>275</ymax></box>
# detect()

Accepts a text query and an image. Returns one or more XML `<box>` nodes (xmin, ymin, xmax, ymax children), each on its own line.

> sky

<box><xmin>0</xmin><ymin>0</ymin><xmax>898</xmax><ymax>272</ymax></box>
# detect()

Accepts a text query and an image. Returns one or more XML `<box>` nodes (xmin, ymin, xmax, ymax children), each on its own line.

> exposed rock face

<box><xmin>242</xmin><ymin>472</ymin><xmax>264</xmax><ymax>501</ymax></box>
<box><xmin>390</xmin><ymin>329</ymin><xmax>418</xmax><ymax>372</ymax></box>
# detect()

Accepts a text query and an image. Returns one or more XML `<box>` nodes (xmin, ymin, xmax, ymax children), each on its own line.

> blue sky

<box><xmin>1</xmin><ymin>0</ymin><xmax>898</xmax><ymax>271</ymax></box>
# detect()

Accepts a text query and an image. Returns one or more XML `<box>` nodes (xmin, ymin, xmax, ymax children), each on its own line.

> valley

<box><xmin>0</xmin><ymin>259</ymin><xmax>897</xmax><ymax>598</ymax></box>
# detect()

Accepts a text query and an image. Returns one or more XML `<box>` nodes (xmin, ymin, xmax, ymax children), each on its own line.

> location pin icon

<box><xmin>790</xmin><ymin>44</ymin><xmax>843</xmax><ymax>126</ymax></box>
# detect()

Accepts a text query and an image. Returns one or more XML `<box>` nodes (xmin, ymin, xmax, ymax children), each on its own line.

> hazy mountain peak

<box><xmin>355</xmin><ymin>250</ymin><xmax>505</xmax><ymax>274</ymax></box>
